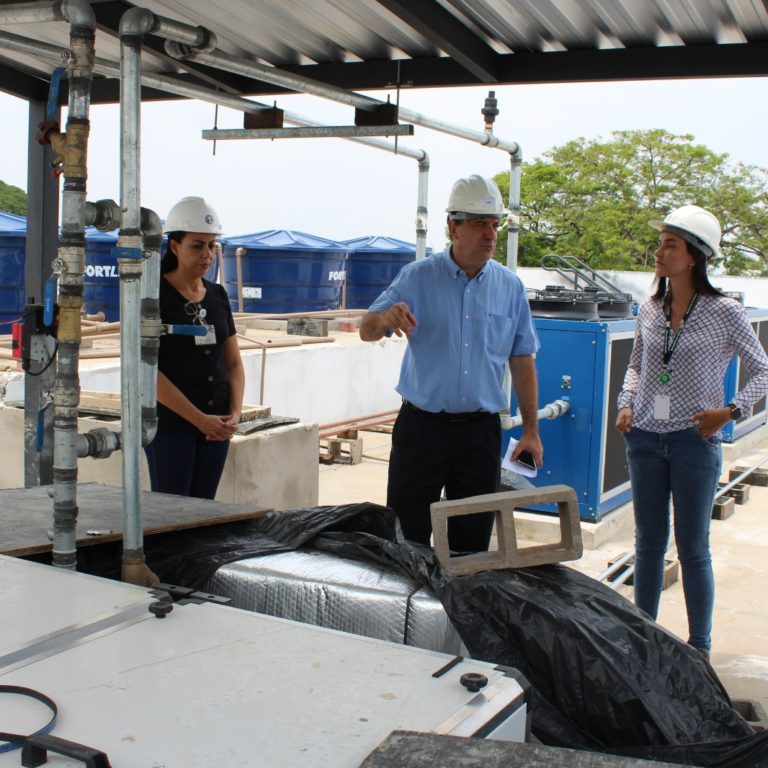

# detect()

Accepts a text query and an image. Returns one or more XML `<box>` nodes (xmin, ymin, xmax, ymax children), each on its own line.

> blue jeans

<box><xmin>624</xmin><ymin>427</ymin><xmax>721</xmax><ymax>652</ymax></box>
<box><xmin>144</xmin><ymin>426</ymin><xmax>230</xmax><ymax>500</ymax></box>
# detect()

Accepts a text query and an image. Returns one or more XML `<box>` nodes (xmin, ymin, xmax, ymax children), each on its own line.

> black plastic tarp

<box><xmin>146</xmin><ymin>503</ymin><xmax>768</xmax><ymax>768</ymax></box>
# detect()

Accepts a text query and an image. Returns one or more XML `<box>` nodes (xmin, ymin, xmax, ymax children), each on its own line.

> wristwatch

<box><xmin>727</xmin><ymin>402</ymin><xmax>742</xmax><ymax>420</ymax></box>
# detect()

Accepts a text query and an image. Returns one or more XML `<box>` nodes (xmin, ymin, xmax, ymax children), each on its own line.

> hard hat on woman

<box><xmin>649</xmin><ymin>205</ymin><xmax>721</xmax><ymax>259</ymax></box>
<box><xmin>164</xmin><ymin>196</ymin><xmax>222</xmax><ymax>234</ymax></box>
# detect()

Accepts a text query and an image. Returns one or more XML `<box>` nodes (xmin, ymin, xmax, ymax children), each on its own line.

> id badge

<box><xmin>194</xmin><ymin>324</ymin><xmax>216</xmax><ymax>346</ymax></box>
<box><xmin>653</xmin><ymin>394</ymin><xmax>671</xmax><ymax>420</ymax></box>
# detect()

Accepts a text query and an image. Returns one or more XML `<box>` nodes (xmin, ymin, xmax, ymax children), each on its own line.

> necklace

<box><xmin>659</xmin><ymin>292</ymin><xmax>698</xmax><ymax>383</ymax></box>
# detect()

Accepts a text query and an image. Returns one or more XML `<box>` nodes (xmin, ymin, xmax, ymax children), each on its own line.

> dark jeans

<box><xmin>144</xmin><ymin>424</ymin><xmax>230</xmax><ymax>500</ymax></box>
<box><xmin>624</xmin><ymin>426</ymin><xmax>721</xmax><ymax>652</ymax></box>
<box><xmin>387</xmin><ymin>403</ymin><xmax>501</xmax><ymax>553</ymax></box>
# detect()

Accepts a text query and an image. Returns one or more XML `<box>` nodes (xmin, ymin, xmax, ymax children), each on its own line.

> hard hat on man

<box><xmin>164</xmin><ymin>196</ymin><xmax>222</xmax><ymax>234</ymax></box>
<box><xmin>649</xmin><ymin>205</ymin><xmax>721</xmax><ymax>259</ymax></box>
<box><xmin>446</xmin><ymin>175</ymin><xmax>507</xmax><ymax>220</ymax></box>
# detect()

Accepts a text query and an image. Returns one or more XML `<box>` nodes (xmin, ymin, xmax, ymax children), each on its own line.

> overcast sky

<box><xmin>1</xmin><ymin>76</ymin><xmax>767</xmax><ymax>251</ymax></box>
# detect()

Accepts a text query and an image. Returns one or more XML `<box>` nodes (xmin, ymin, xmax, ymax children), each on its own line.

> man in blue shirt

<box><xmin>360</xmin><ymin>174</ymin><xmax>542</xmax><ymax>553</ymax></box>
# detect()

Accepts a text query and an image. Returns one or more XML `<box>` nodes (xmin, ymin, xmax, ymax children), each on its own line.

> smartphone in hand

<box><xmin>515</xmin><ymin>450</ymin><xmax>536</xmax><ymax>470</ymax></box>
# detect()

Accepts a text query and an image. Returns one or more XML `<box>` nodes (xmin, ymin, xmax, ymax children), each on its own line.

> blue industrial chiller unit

<box><xmin>506</xmin><ymin>309</ymin><xmax>768</xmax><ymax>522</ymax></box>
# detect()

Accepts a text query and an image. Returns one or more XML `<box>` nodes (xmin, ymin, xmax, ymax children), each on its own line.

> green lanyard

<box><xmin>659</xmin><ymin>293</ymin><xmax>698</xmax><ymax>384</ymax></box>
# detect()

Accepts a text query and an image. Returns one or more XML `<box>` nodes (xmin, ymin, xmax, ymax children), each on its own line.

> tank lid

<box><xmin>0</xmin><ymin>211</ymin><xmax>27</xmax><ymax>234</ymax></box>
<box><xmin>225</xmin><ymin>229</ymin><xmax>344</xmax><ymax>251</ymax></box>
<box><xmin>341</xmin><ymin>235</ymin><xmax>419</xmax><ymax>253</ymax></box>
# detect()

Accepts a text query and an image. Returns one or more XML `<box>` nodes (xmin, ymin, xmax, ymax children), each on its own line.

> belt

<box><xmin>401</xmin><ymin>400</ymin><xmax>495</xmax><ymax>423</ymax></box>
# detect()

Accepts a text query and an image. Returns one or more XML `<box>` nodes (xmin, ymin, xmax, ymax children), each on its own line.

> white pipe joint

<box><xmin>501</xmin><ymin>399</ymin><xmax>571</xmax><ymax>430</ymax></box>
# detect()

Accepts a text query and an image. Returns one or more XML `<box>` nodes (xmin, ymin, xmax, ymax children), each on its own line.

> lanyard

<box><xmin>659</xmin><ymin>293</ymin><xmax>698</xmax><ymax>382</ymax></box>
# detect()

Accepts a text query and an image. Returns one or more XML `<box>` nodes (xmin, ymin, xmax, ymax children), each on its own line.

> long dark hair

<box><xmin>652</xmin><ymin>241</ymin><xmax>724</xmax><ymax>301</ymax></box>
<box><xmin>161</xmin><ymin>231</ymin><xmax>185</xmax><ymax>274</ymax></box>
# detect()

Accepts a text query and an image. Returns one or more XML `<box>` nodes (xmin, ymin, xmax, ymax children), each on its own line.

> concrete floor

<box><xmin>318</xmin><ymin>427</ymin><xmax>768</xmax><ymax>718</ymax></box>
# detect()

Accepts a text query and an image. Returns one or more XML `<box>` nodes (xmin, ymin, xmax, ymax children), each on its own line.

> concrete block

<box><xmin>431</xmin><ymin>485</ymin><xmax>583</xmax><ymax>575</ymax></box>
<box><xmin>606</xmin><ymin>553</ymin><xmax>679</xmax><ymax>590</ymax></box>
<box><xmin>732</xmin><ymin>698</ymin><xmax>768</xmax><ymax>732</ymax></box>
<box><xmin>717</xmin><ymin>482</ymin><xmax>750</xmax><ymax>505</ymax></box>
<box><xmin>287</xmin><ymin>318</ymin><xmax>329</xmax><ymax>337</ymax></box>
<box><xmin>728</xmin><ymin>466</ymin><xmax>768</xmax><ymax>486</ymax></box>
<box><xmin>323</xmin><ymin>436</ymin><xmax>363</xmax><ymax>465</ymax></box>
<box><xmin>237</xmin><ymin>317</ymin><xmax>289</xmax><ymax>332</ymax></box>
<box><xmin>712</xmin><ymin>495</ymin><xmax>735</xmax><ymax>521</ymax></box>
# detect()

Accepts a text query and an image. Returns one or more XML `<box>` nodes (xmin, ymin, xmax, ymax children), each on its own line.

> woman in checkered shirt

<box><xmin>616</xmin><ymin>205</ymin><xmax>768</xmax><ymax>659</ymax></box>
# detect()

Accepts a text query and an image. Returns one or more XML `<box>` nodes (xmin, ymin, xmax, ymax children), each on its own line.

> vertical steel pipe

<box><xmin>118</xmin><ymin>8</ymin><xmax>155</xmax><ymax>585</ymax></box>
<box><xmin>506</xmin><ymin>150</ymin><xmax>523</xmax><ymax>270</ymax></box>
<box><xmin>139</xmin><ymin>207</ymin><xmax>161</xmax><ymax>448</ymax></box>
<box><xmin>416</xmin><ymin>156</ymin><xmax>430</xmax><ymax>260</ymax></box>
<box><xmin>50</xmin><ymin>0</ymin><xmax>95</xmax><ymax>569</ymax></box>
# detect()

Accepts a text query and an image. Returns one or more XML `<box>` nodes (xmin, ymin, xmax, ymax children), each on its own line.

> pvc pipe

<box><xmin>501</xmin><ymin>399</ymin><xmax>570</xmax><ymax>430</ymax></box>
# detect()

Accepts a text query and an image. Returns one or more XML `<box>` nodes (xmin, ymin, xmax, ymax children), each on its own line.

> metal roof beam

<box><xmin>374</xmin><ymin>0</ymin><xmax>499</xmax><ymax>83</ymax></box>
<box><xmin>495</xmin><ymin>42</ymin><xmax>768</xmax><ymax>82</ymax></box>
<box><xmin>0</xmin><ymin>64</ymin><xmax>48</xmax><ymax>101</ymax></box>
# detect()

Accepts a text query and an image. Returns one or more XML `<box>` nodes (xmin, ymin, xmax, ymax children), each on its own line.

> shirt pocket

<box><xmin>484</xmin><ymin>313</ymin><xmax>516</xmax><ymax>363</ymax></box>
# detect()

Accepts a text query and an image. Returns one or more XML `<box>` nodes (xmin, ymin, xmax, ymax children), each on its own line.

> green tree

<box><xmin>0</xmin><ymin>180</ymin><xmax>27</xmax><ymax>216</ymax></box>
<box><xmin>493</xmin><ymin>130</ymin><xmax>768</xmax><ymax>275</ymax></box>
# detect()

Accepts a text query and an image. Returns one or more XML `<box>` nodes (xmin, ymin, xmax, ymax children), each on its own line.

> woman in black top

<box><xmin>144</xmin><ymin>196</ymin><xmax>244</xmax><ymax>499</ymax></box>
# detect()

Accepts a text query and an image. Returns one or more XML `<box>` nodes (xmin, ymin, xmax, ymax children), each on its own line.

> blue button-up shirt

<box><xmin>368</xmin><ymin>248</ymin><xmax>539</xmax><ymax>413</ymax></box>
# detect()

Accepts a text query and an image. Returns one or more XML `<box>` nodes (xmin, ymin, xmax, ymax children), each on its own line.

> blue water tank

<box><xmin>83</xmin><ymin>227</ymin><xmax>120</xmax><ymax>321</ymax></box>
<box><xmin>0</xmin><ymin>212</ymin><xmax>27</xmax><ymax>328</ymax></box>
<box><xmin>221</xmin><ymin>230</ymin><xmax>348</xmax><ymax>313</ymax></box>
<box><xmin>83</xmin><ymin>230</ymin><xmax>218</xmax><ymax>321</ymax></box>
<box><xmin>341</xmin><ymin>236</ymin><xmax>426</xmax><ymax>309</ymax></box>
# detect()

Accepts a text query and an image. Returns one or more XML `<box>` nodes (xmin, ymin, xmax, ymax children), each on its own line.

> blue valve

<box><xmin>165</xmin><ymin>324</ymin><xmax>208</xmax><ymax>337</ymax></box>
<box><xmin>43</xmin><ymin>275</ymin><xmax>58</xmax><ymax>327</ymax></box>
<box><xmin>46</xmin><ymin>67</ymin><xmax>66</xmax><ymax>121</ymax></box>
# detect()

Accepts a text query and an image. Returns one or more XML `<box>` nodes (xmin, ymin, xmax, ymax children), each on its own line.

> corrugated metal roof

<box><xmin>0</xmin><ymin>0</ymin><xmax>766</xmax><ymax>104</ymax></box>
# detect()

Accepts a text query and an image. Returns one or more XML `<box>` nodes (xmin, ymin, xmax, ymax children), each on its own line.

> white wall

<box><xmin>3</xmin><ymin>334</ymin><xmax>407</xmax><ymax>426</ymax></box>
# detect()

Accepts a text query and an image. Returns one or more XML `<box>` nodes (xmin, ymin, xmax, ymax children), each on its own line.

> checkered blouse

<box><xmin>617</xmin><ymin>294</ymin><xmax>768</xmax><ymax>434</ymax></box>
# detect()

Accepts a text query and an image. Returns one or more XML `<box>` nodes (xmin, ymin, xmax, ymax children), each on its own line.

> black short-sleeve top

<box><xmin>157</xmin><ymin>277</ymin><xmax>237</xmax><ymax>432</ymax></box>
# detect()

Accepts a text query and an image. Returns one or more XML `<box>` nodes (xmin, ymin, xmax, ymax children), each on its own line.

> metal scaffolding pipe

<box><xmin>0</xmin><ymin>1</ymin><xmax>64</xmax><ymax>24</ymax></box>
<box><xmin>171</xmin><ymin>46</ymin><xmax>520</xmax><ymax>155</ymax></box>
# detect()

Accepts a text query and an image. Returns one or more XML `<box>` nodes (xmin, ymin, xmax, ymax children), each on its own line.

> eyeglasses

<box><xmin>184</xmin><ymin>301</ymin><xmax>208</xmax><ymax>326</ymax></box>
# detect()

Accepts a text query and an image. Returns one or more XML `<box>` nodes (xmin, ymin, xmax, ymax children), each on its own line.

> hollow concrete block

<box><xmin>430</xmin><ymin>485</ymin><xmax>583</xmax><ymax>575</ymax></box>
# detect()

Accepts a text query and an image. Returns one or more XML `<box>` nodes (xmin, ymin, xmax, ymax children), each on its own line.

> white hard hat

<box><xmin>163</xmin><ymin>196</ymin><xmax>222</xmax><ymax>234</ymax></box>
<box><xmin>649</xmin><ymin>205</ymin><xmax>721</xmax><ymax>259</ymax></box>
<box><xmin>446</xmin><ymin>174</ymin><xmax>507</xmax><ymax>219</ymax></box>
